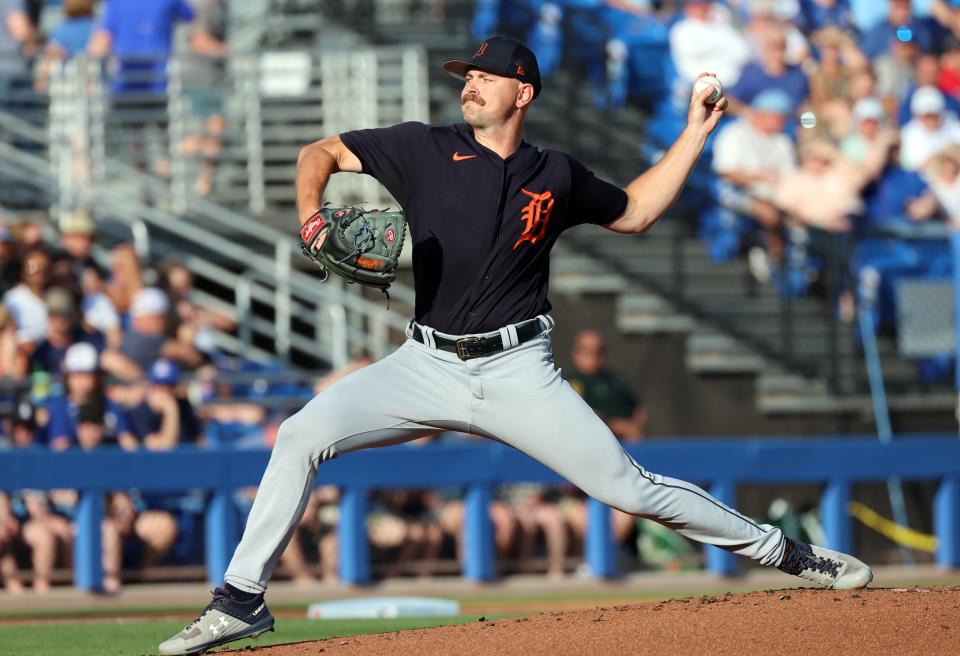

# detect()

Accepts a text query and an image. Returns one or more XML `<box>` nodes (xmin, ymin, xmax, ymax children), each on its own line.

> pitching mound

<box><xmin>229</xmin><ymin>586</ymin><xmax>960</xmax><ymax>656</ymax></box>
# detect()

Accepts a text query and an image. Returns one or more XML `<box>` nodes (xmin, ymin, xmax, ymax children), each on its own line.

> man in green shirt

<box><xmin>566</xmin><ymin>329</ymin><xmax>647</xmax><ymax>441</ymax></box>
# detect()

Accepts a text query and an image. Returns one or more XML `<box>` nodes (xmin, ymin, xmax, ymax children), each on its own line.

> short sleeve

<box><xmin>339</xmin><ymin>122</ymin><xmax>430</xmax><ymax>205</ymax></box>
<box><xmin>565</xmin><ymin>155</ymin><xmax>628</xmax><ymax>227</ymax></box>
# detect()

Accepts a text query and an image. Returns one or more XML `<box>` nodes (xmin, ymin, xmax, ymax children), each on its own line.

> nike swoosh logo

<box><xmin>452</xmin><ymin>152</ymin><xmax>478</xmax><ymax>161</ymax></box>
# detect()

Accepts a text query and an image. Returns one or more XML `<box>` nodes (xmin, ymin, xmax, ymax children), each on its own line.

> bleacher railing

<box><xmin>1</xmin><ymin>437</ymin><xmax>958</xmax><ymax>591</ymax></box>
<box><xmin>0</xmin><ymin>48</ymin><xmax>430</xmax><ymax>367</ymax></box>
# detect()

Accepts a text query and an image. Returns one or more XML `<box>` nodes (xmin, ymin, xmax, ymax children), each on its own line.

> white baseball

<box><xmin>694</xmin><ymin>76</ymin><xmax>723</xmax><ymax>104</ymax></box>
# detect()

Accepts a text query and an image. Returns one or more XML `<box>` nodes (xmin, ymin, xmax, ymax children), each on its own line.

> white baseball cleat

<box><xmin>777</xmin><ymin>539</ymin><xmax>873</xmax><ymax>590</ymax></box>
<box><xmin>158</xmin><ymin>587</ymin><xmax>275</xmax><ymax>655</ymax></box>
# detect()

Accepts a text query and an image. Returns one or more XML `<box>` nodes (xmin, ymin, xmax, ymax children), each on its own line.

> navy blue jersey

<box><xmin>340</xmin><ymin>122</ymin><xmax>627</xmax><ymax>334</ymax></box>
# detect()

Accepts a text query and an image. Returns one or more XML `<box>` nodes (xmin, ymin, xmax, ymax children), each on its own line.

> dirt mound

<box><xmin>230</xmin><ymin>586</ymin><xmax>960</xmax><ymax>656</ymax></box>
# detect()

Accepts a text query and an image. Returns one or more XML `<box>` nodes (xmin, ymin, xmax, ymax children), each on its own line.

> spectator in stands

<box><xmin>728</xmin><ymin>26</ymin><xmax>810</xmax><ymax>116</ymax></box>
<box><xmin>775</xmin><ymin>135</ymin><xmax>894</xmax><ymax>232</ymax></box>
<box><xmin>182</xmin><ymin>0</ymin><xmax>228</xmax><ymax>197</ymax></box>
<box><xmin>33</xmin><ymin>0</ymin><xmax>95</xmax><ymax>93</ymax></box>
<box><xmin>939</xmin><ymin>36</ymin><xmax>960</xmax><ymax>97</ymax></box>
<box><xmin>123</xmin><ymin>358</ymin><xmax>201</xmax><ymax>449</ymax></box>
<box><xmin>900</xmin><ymin>86</ymin><xmax>960</xmax><ymax>170</ymax></box>
<box><xmin>102</xmin><ymin>287</ymin><xmax>204</xmax><ymax>380</ymax></box>
<box><xmin>0</xmin><ymin>491</ymin><xmax>22</xmax><ymax>593</ymax></box>
<box><xmin>29</xmin><ymin>286</ymin><xmax>103</xmax><ymax>375</ymax></box>
<box><xmin>798</xmin><ymin>0</ymin><xmax>856</xmax><ymax>33</ymax></box>
<box><xmin>279</xmin><ymin>484</ymin><xmax>339</xmax><ymax>585</ymax></box>
<box><xmin>668</xmin><ymin>0</ymin><xmax>751</xmax><ymax>87</ymax></box>
<box><xmin>3</xmin><ymin>247</ymin><xmax>50</xmax><ymax>352</ymax></box>
<box><xmin>46</xmin><ymin>342</ymin><xmax>137</xmax><ymax>451</ymax></box>
<box><xmin>368</xmin><ymin>489</ymin><xmax>444</xmax><ymax>579</ymax></box>
<box><xmin>860</xmin><ymin>0</ymin><xmax>938</xmax><ymax>59</ymax></box>
<box><xmin>565</xmin><ymin>330</ymin><xmax>646</xmax><ymax>440</ymax></box>
<box><xmin>744</xmin><ymin>0</ymin><xmax>811</xmax><ymax>66</ymax></box>
<box><xmin>0</xmin><ymin>221</ymin><xmax>20</xmax><ymax>290</ymax></box>
<box><xmin>864</xmin><ymin>140</ymin><xmax>939</xmax><ymax>227</ymax></box>
<box><xmin>712</xmin><ymin>89</ymin><xmax>796</xmax><ymax>236</ymax></box>
<box><xmin>923</xmin><ymin>145</ymin><xmax>960</xmax><ymax>226</ymax></box>
<box><xmin>932</xmin><ymin>0</ymin><xmax>960</xmax><ymax>38</ymax></box>
<box><xmin>18</xmin><ymin>489</ymin><xmax>71</xmax><ymax>592</ymax></box>
<box><xmin>53</xmin><ymin>209</ymin><xmax>97</xmax><ymax>287</ymax></box>
<box><xmin>81</xmin><ymin>263</ymin><xmax>121</xmax><ymax>351</ymax></box>
<box><xmin>87</xmin><ymin>0</ymin><xmax>196</xmax><ymax>94</ymax></box>
<box><xmin>0</xmin><ymin>0</ymin><xmax>39</xmax><ymax>109</ymax></box>
<box><xmin>874</xmin><ymin>27</ymin><xmax>921</xmax><ymax>110</ymax></box>
<box><xmin>898</xmin><ymin>52</ymin><xmax>960</xmax><ymax>125</ymax></box>
<box><xmin>163</xmin><ymin>262</ymin><xmax>228</xmax><ymax>365</ymax></box>
<box><xmin>0</xmin><ymin>304</ymin><xmax>21</xmax><ymax>378</ymax></box>
<box><xmin>105</xmin><ymin>243</ymin><xmax>143</xmax><ymax>316</ymax></box>
<box><xmin>807</xmin><ymin>26</ymin><xmax>869</xmax><ymax>138</ymax></box>
<box><xmin>842</xmin><ymin>97</ymin><xmax>890</xmax><ymax>163</ymax></box>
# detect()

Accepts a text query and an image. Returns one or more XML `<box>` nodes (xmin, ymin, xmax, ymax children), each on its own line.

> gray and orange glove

<box><xmin>299</xmin><ymin>205</ymin><xmax>407</xmax><ymax>292</ymax></box>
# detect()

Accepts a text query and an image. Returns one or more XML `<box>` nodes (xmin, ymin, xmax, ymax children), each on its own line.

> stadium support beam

<box><xmin>705</xmin><ymin>480</ymin><xmax>738</xmax><ymax>577</ymax></box>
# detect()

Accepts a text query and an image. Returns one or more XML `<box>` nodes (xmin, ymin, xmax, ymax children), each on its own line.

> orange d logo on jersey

<box><xmin>514</xmin><ymin>189</ymin><xmax>554</xmax><ymax>250</ymax></box>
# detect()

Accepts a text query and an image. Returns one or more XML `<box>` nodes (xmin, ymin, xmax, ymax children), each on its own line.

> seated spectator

<box><xmin>53</xmin><ymin>209</ymin><xmax>98</xmax><ymax>288</ymax></box>
<box><xmin>864</xmin><ymin>145</ymin><xmax>939</xmax><ymax>227</ymax></box>
<box><xmin>2</xmin><ymin>248</ymin><xmax>50</xmax><ymax>352</ymax></box>
<box><xmin>279</xmin><ymin>485</ymin><xmax>340</xmax><ymax>585</ymax></box>
<box><xmin>368</xmin><ymin>489</ymin><xmax>443</xmax><ymax>579</ymax></box>
<box><xmin>923</xmin><ymin>145</ymin><xmax>960</xmax><ymax>226</ymax></box>
<box><xmin>712</xmin><ymin>89</ymin><xmax>797</xmax><ymax>235</ymax></box>
<box><xmin>0</xmin><ymin>491</ymin><xmax>22</xmax><ymax>593</ymax></box>
<box><xmin>105</xmin><ymin>243</ymin><xmax>144</xmax><ymax>317</ymax></box>
<box><xmin>46</xmin><ymin>342</ymin><xmax>138</xmax><ymax>451</ymax></box>
<box><xmin>101</xmin><ymin>287</ymin><xmax>203</xmax><ymax>380</ymax></box>
<box><xmin>18</xmin><ymin>489</ymin><xmax>72</xmax><ymax>592</ymax></box>
<box><xmin>898</xmin><ymin>52</ymin><xmax>960</xmax><ymax>125</ymax></box>
<box><xmin>875</xmin><ymin>30</ymin><xmax>921</xmax><ymax>109</ymax></box>
<box><xmin>728</xmin><ymin>26</ymin><xmax>810</xmax><ymax>116</ymax></box>
<box><xmin>0</xmin><ymin>0</ymin><xmax>39</xmax><ymax>113</ymax></box>
<box><xmin>808</xmin><ymin>26</ymin><xmax>869</xmax><ymax>138</ymax></box>
<box><xmin>860</xmin><ymin>0</ymin><xmax>938</xmax><ymax>59</ymax></box>
<box><xmin>163</xmin><ymin>262</ymin><xmax>229</xmax><ymax>365</ymax></box>
<box><xmin>29</xmin><ymin>286</ymin><xmax>104</xmax><ymax>375</ymax></box>
<box><xmin>81</xmin><ymin>263</ymin><xmax>121</xmax><ymax>351</ymax></box>
<box><xmin>932</xmin><ymin>0</ymin><xmax>960</xmax><ymax>39</ymax></box>
<box><xmin>900</xmin><ymin>86</ymin><xmax>960</xmax><ymax>170</ymax></box>
<box><xmin>744</xmin><ymin>0</ymin><xmax>811</xmax><ymax>66</ymax></box>
<box><xmin>842</xmin><ymin>97</ymin><xmax>889</xmax><ymax>163</ymax></box>
<box><xmin>668</xmin><ymin>0</ymin><xmax>751</xmax><ymax>86</ymax></box>
<box><xmin>565</xmin><ymin>329</ymin><xmax>646</xmax><ymax>440</ymax></box>
<box><xmin>776</xmin><ymin>134</ymin><xmax>895</xmax><ymax>232</ymax></box>
<box><xmin>0</xmin><ymin>303</ymin><xmax>25</xmax><ymax>379</ymax></box>
<box><xmin>34</xmin><ymin>0</ymin><xmax>95</xmax><ymax>92</ymax></box>
<box><xmin>123</xmin><ymin>358</ymin><xmax>201</xmax><ymax>450</ymax></box>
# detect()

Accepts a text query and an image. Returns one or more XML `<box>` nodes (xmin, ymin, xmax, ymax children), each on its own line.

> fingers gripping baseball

<box><xmin>688</xmin><ymin>73</ymin><xmax>727</xmax><ymax>136</ymax></box>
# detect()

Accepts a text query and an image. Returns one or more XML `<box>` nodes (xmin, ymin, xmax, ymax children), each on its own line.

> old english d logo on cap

<box><xmin>442</xmin><ymin>36</ymin><xmax>542</xmax><ymax>98</ymax></box>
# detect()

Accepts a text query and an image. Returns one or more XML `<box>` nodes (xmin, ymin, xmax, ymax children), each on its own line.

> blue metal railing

<box><xmin>2</xmin><ymin>436</ymin><xmax>959</xmax><ymax>591</ymax></box>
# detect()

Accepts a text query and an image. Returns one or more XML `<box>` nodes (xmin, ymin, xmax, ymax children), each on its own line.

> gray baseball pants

<box><xmin>224</xmin><ymin>316</ymin><xmax>786</xmax><ymax>592</ymax></box>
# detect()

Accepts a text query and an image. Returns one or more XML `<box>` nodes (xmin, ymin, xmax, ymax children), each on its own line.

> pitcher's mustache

<box><xmin>462</xmin><ymin>94</ymin><xmax>485</xmax><ymax>106</ymax></box>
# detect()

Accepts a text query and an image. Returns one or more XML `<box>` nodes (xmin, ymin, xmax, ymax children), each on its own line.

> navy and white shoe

<box><xmin>777</xmin><ymin>539</ymin><xmax>873</xmax><ymax>590</ymax></box>
<box><xmin>158</xmin><ymin>587</ymin><xmax>275</xmax><ymax>655</ymax></box>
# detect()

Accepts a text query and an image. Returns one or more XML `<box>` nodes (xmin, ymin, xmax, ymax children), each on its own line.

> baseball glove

<box><xmin>298</xmin><ymin>205</ymin><xmax>407</xmax><ymax>294</ymax></box>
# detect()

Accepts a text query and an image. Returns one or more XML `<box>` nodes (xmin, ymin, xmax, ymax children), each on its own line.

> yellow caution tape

<box><xmin>848</xmin><ymin>501</ymin><xmax>937</xmax><ymax>552</ymax></box>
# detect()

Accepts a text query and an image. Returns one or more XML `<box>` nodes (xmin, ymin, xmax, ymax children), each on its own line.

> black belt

<box><xmin>412</xmin><ymin>318</ymin><xmax>544</xmax><ymax>361</ymax></box>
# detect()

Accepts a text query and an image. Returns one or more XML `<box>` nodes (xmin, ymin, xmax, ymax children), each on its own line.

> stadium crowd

<box><xmin>489</xmin><ymin>0</ymin><xmax>956</xmax><ymax>347</ymax></box>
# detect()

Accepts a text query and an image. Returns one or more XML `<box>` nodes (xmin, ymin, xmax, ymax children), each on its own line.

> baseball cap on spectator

<box><xmin>853</xmin><ymin>98</ymin><xmax>885</xmax><ymax>123</ymax></box>
<box><xmin>751</xmin><ymin>89</ymin><xmax>792</xmax><ymax>115</ymax></box>
<box><xmin>149</xmin><ymin>358</ymin><xmax>180</xmax><ymax>386</ymax></box>
<box><xmin>442</xmin><ymin>36</ymin><xmax>542</xmax><ymax>98</ymax></box>
<box><xmin>911</xmin><ymin>86</ymin><xmax>946</xmax><ymax>116</ymax></box>
<box><xmin>45</xmin><ymin>287</ymin><xmax>75</xmax><ymax>316</ymax></box>
<box><xmin>61</xmin><ymin>209</ymin><xmax>94</xmax><ymax>236</ymax></box>
<box><xmin>130</xmin><ymin>287</ymin><xmax>169</xmax><ymax>317</ymax></box>
<box><xmin>64</xmin><ymin>342</ymin><xmax>98</xmax><ymax>374</ymax></box>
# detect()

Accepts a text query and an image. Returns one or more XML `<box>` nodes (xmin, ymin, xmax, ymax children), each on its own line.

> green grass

<box><xmin>1</xmin><ymin>615</ymin><xmax>489</xmax><ymax>656</ymax></box>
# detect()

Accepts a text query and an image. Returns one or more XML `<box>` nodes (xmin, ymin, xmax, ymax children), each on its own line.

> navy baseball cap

<box><xmin>443</xmin><ymin>36</ymin><xmax>542</xmax><ymax>98</ymax></box>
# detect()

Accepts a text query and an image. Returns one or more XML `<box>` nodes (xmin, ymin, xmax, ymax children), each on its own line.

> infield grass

<box><xmin>1</xmin><ymin>615</ymin><xmax>492</xmax><ymax>656</ymax></box>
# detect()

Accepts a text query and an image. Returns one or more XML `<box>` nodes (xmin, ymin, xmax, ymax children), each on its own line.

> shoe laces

<box><xmin>180</xmin><ymin>588</ymin><xmax>230</xmax><ymax>632</ymax></box>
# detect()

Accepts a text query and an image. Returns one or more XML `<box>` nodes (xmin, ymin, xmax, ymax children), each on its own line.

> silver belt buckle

<box><xmin>455</xmin><ymin>336</ymin><xmax>484</xmax><ymax>360</ymax></box>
